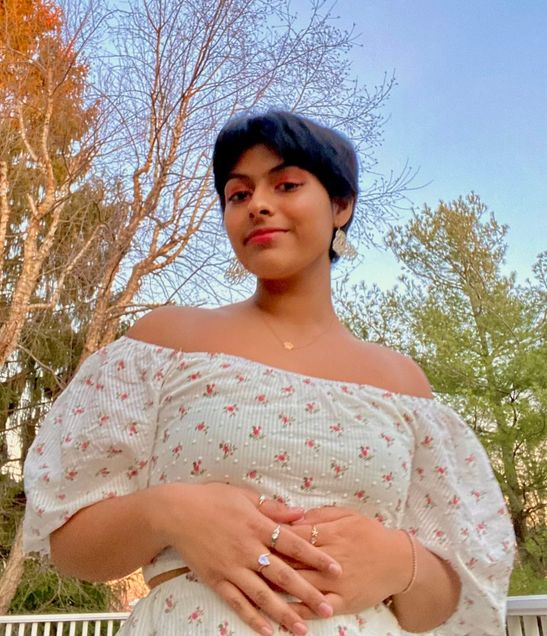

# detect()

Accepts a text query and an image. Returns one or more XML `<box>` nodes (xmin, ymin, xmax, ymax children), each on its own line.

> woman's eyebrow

<box><xmin>226</xmin><ymin>161</ymin><xmax>292</xmax><ymax>183</ymax></box>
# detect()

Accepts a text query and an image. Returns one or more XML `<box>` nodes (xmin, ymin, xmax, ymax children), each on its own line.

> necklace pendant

<box><xmin>283</xmin><ymin>341</ymin><xmax>295</xmax><ymax>350</ymax></box>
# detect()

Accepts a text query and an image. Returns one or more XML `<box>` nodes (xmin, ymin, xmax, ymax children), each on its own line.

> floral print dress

<box><xmin>23</xmin><ymin>337</ymin><xmax>515</xmax><ymax>635</ymax></box>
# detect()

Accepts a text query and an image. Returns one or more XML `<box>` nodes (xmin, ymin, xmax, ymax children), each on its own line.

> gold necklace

<box><xmin>258</xmin><ymin>311</ymin><xmax>337</xmax><ymax>351</ymax></box>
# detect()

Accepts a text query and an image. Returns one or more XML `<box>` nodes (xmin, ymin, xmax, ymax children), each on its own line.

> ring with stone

<box><xmin>257</xmin><ymin>552</ymin><xmax>271</xmax><ymax>573</ymax></box>
<box><xmin>270</xmin><ymin>524</ymin><xmax>281</xmax><ymax>549</ymax></box>
<box><xmin>257</xmin><ymin>494</ymin><xmax>267</xmax><ymax>508</ymax></box>
<box><xmin>310</xmin><ymin>525</ymin><xmax>319</xmax><ymax>546</ymax></box>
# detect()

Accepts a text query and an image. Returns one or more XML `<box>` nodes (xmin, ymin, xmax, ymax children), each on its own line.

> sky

<box><xmin>302</xmin><ymin>0</ymin><xmax>547</xmax><ymax>288</ymax></box>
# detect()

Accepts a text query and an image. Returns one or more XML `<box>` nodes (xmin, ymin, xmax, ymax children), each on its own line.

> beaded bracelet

<box><xmin>384</xmin><ymin>529</ymin><xmax>418</xmax><ymax>607</ymax></box>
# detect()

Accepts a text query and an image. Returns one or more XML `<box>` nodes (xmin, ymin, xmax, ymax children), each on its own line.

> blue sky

<box><xmin>312</xmin><ymin>0</ymin><xmax>547</xmax><ymax>287</ymax></box>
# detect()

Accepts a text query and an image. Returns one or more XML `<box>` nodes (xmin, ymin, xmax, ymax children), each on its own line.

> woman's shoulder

<box><xmin>350</xmin><ymin>339</ymin><xmax>433</xmax><ymax>400</ymax></box>
<box><xmin>124</xmin><ymin>305</ymin><xmax>221</xmax><ymax>351</ymax></box>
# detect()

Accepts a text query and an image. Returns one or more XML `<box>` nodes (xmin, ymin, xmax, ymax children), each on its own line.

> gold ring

<box><xmin>257</xmin><ymin>494</ymin><xmax>267</xmax><ymax>508</ymax></box>
<box><xmin>310</xmin><ymin>525</ymin><xmax>319</xmax><ymax>545</ymax></box>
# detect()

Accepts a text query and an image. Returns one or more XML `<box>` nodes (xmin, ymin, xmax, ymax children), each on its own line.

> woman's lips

<box><xmin>245</xmin><ymin>229</ymin><xmax>287</xmax><ymax>245</ymax></box>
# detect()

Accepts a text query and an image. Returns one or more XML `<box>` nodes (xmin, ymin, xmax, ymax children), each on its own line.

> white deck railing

<box><xmin>0</xmin><ymin>596</ymin><xmax>545</xmax><ymax>635</ymax></box>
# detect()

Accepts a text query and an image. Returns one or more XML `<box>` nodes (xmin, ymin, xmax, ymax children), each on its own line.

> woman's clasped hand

<box><xmin>151</xmin><ymin>482</ymin><xmax>342</xmax><ymax>635</ymax></box>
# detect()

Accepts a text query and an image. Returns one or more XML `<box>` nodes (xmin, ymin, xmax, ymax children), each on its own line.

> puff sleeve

<box><xmin>23</xmin><ymin>337</ymin><xmax>175</xmax><ymax>556</ymax></box>
<box><xmin>401</xmin><ymin>399</ymin><xmax>515</xmax><ymax>636</ymax></box>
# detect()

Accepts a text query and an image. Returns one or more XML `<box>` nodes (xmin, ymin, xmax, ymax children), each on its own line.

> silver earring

<box><xmin>224</xmin><ymin>257</ymin><xmax>249</xmax><ymax>283</ymax></box>
<box><xmin>332</xmin><ymin>228</ymin><xmax>357</xmax><ymax>260</ymax></box>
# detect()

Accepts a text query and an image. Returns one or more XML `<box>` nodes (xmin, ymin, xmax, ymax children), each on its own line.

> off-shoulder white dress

<box><xmin>24</xmin><ymin>337</ymin><xmax>515</xmax><ymax>635</ymax></box>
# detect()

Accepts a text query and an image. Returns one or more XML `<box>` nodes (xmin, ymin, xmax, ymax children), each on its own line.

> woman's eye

<box><xmin>277</xmin><ymin>181</ymin><xmax>301</xmax><ymax>192</ymax></box>
<box><xmin>227</xmin><ymin>190</ymin><xmax>250</xmax><ymax>203</ymax></box>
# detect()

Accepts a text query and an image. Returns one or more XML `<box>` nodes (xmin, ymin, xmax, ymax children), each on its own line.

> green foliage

<box><xmin>9</xmin><ymin>558</ymin><xmax>113</xmax><ymax>614</ymax></box>
<box><xmin>509</xmin><ymin>561</ymin><xmax>547</xmax><ymax>596</ymax></box>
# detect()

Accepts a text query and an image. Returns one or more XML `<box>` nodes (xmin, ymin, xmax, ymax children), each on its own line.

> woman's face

<box><xmin>223</xmin><ymin>144</ymin><xmax>351</xmax><ymax>281</ymax></box>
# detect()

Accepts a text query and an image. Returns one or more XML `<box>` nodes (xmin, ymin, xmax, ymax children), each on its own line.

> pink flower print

<box><xmin>117</xmin><ymin>392</ymin><xmax>129</xmax><ymax>401</ymax></box>
<box><xmin>415</xmin><ymin>466</ymin><xmax>425</xmax><ymax>480</ymax></box>
<box><xmin>159</xmin><ymin>471</ymin><xmax>167</xmax><ymax>483</ymax></box>
<box><xmin>65</xmin><ymin>468</ymin><xmax>78</xmax><ymax>481</ymax></box>
<box><xmin>137</xmin><ymin>459</ymin><xmax>148</xmax><ymax>470</ymax></box>
<box><xmin>154</xmin><ymin>369</ymin><xmax>164</xmax><ymax>381</ymax></box>
<box><xmin>235</xmin><ymin>373</ymin><xmax>247</xmax><ymax>383</ymax></box>
<box><xmin>358</xmin><ymin>445</ymin><xmax>373</xmax><ymax>461</ymax></box>
<box><xmin>374</xmin><ymin>513</ymin><xmax>386</xmax><ymax>525</ymax></box>
<box><xmin>218</xmin><ymin>621</ymin><xmax>234</xmax><ymax>636</ymax></box>
<box><xmin>303</xmin><ymin>378</ymin><xmax>312</xmax><ymax>385</ymax></box>
<box><xmin>172</xmin><ymin>443</ymin><xmax>183</xmax><ymax>458</ymax></box>
<box><xmin>41</xmin><ymin>472</ymin><xmax>50</xmax><ymax>483</ymax></box>
<box><xmin>63</xmin><ymin>434</ymin><xmax>72</xmax><ymax>445</ymax></box>
<box><xmin>424</xmin><ymin>493</ymin><xmax>435</xmax><ymax>508</ymax></box>
<box><xmin>249</xmin><ymin>425</ymin><xmax>264</xmax><ymax>440</ymax></box>
<box><xmin>187</xmin><ymin>607</ymin><xmax>204</xmax><ymax>624</ymax></box>
<box><xmin>191</xmin><ymin>459</ymin><xmax>205</xmax><ymax>476</ymax></box>
<box><xmin>274</xmin><ymin>451</ymin><xmax>289</xmax><ymax>468</ymax></box>
<box><xmin>37</xmin><ymin>507</ymin><xmax>45</xmax><ymax>517</ymax></box>
<box><xmin>95</xmin><ymin>383</ymin><xmax>104</xmax><ymax>391</ymax></box>
<box><xmin>220</xmin><ymin>361</ymin><xmax>231</xmax><ymax>369</ymax></box>
<box><xmin>177</xmin><ymin>360</ymin><xmax>188</xmax><ymax>371</ymax></box>
<box><xmin>281</xmin><ymin>385</ymin><xmax>295</xmax><ymax>396</ymax></box>
<box><xmin>420</xmin><ymin>435</ymin><xmax>434</xmax><ymax>448</ymax></box>
<box><xmin>255</xmin><ymin>393</ymin><xmax>268</xmax><ymax>405</ymax></box>
<box><xmin>96</xmin><ymin>467</ymin><xmax>110</xmax><ymax>478</ymax></box>
<box><xmin>73</xmin><ymin>406</ymin><xmax>85</xmax><ymax>415</ymax></box>
<box><xmin>497</xmin><ymin>506</ymin><xmax>507</xmax><ymax>516</ymax></box>
<box><xmin>163</xmin><ymin>594</ymin><xmax>176</xmax><ymax>613</ymax></box>
<box><xmin>195</xmin><ymin>421</ymin><xmax>208</xmax><ymax>434</ymax></box>
<box><xmin>98</xmin><ymin>414</ymin><xmax>109</xmax><ymax>426</ymax></box>
<box><xmin>382</xmin><ymin>391</ymin><xmax>393</xmax><ymax>399</ymax></box>
<box><xmin>219</xmin><ymin>441</ymin><xmax>237</xmax><ymax>458</ymax></box>
<box><xmin>301</xmin><ymin>476</ymin><xmax>314</xmax><ymax>492</ymax></box>
<box><xmin>162</xmin><ymin>429</ymin><xmax>170</xmax><ymax>443</ymax></box>
<box><xmin>116</xmin><ymin>359</ymin><xmax>126</xmax><ymax>371</ymax></box>
<box><xmin>337</xmin><ymin>626</ymin><xmax>348</xmax><ymax>636</ymax></box>
<box><xmin>128</xmin><ymin>422</ymin><xmax>138</xmax><ymax>436</ymax></box>
<box><xmin>460</xmin><ymin>526</ymin><xmax>470</xmax><ymax>538</ymax></box>
<box><xmin>449</xmin><ymin>495</ymin><xmax>461</xmax><ymax>508</ymax></box>
<box><xmin>354</xmin><ymin>489</ymin><xmax>369</xmax><ymax>503</ymax></box>
<box><xmin>471</xmin><ymin>489</ymin><xmax>483</xmax><ymax>502</ymax></box>
<box><xmin>382</xmin><ymin>472</ymin><xmax>394</xmax><ymax>487</ymax></box>
<box><xmin>330</xmin><ymin>460</ymin><xmax>348</xmax><ymax>478</ymax></box>
<box><xmin>178</xmin><ymin>404</ymin><xmax>189</xmax><ymax>418</ymax></box>
<box><xmin>354</xmin><ymin>614</ymin><xmax>366</xmax><ymax>628</ymax></box>
<box><xmin>224</xmin><ymin>404</ymin><xmax>238</xmax><ymax>416</ymax></box>
<box><xmin>34</xmin><ymin>443</ymin><xmax>45</xmax><ymax>456</ymax></box>
<box><xmin>466</xmin><ymin>557</ymin><xmax>478</xmax><ymax>569</ymax></box>
<box><xmin>77</xmin><ymin>439</ymin><xmax>90</xmax><ymax>452</ymax></box>
<box><xmin>380</xmin><ymin>432</ymin><xmax>394</xmax><ymax>446</ymax></box>
<box><xmin>305</xmin><ymin>401</ymin><xmax>319</xmax><ymax>413</ymax></box>
<box><xmin>84</xmin><ymin>376</ymin><xmax>94</xmax><ymax>387</ymax></box>
<box><xmin>106</xmin><ymin>446</ymin><xmax>123</xmax><ymax>458</ymax></box>
<box><xmin>330</xmin><ymin>423</ymin><xmax>344</xmax><ymax>436</ymax></box>
<box><xmin>433</xmin><ymin>529</ymin><xmax>446</xmax><ymax>543</ymax></box>
<box><xmin>403</xmin><ymin>412</ymin><xmax>413</xmax><ymax>424</ymax></box>
<box><xmin>57</xmin><ymin>493</ymin><xmax>66</xmax><ymax>500</ymax></box>
<box><xmin>305</xmin><ymin>438</ymin><xmax>319</xmax><ymax>450</ymax></box>
<box><xmin>278</xmin><ymin>413</ymin><xmax>294</xmax><ymax>427</ymax></box>
<box><xmin>246</xmin><ymin>469</ymin><xmax>262</xmax><ymax>483</ymax></box>
<box><xmin>465</xmin><ymin>453</ymin><xmax>476</xmax><ymax>465</ymax></box>
<box><xmin>476</xmin><ymin>521</ymin><xmax>488</xmax><ymax>535</ymax></box>
<box><xmin>127</xmin><ymin>465</ymin><xmax>139</xmax><ymax>479</ymax></box>
<box><xmin>204</xmin><ymin>383</ymin><xmax>216</xmax><ymax>397</ymax></box>
<box><xmin>54</xmin><ymin>415</ymin><xmax>63</xmax><ymax>425</ymax></box>
<box><xmin>263</xmin><ymin>368</ymin><xmax>274</xmax><ymax>376</ymax></box>
<box><xmin>187</xmin><ymin>372</ymin><xmax>201</xmax><ymax>382</ymax></box>
<box><xmin>435</xmin><ymin>465</ymin><xmax>447</xmax><ymax>477</ymax></box>
<box><xmin>341</xmin><ymin>385</ymin><xmax>352</xmax><ymax>394</ymax></box>
<box><xmin>272</xmin><ymin>494</ymin><xmax>286</xmax><ymax>505</ymax></box>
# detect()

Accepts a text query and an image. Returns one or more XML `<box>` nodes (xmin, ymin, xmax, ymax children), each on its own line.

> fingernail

<box><xmin>318</xmin><ymin>602</ymin><xmax>333</xmax><ymax>617</ymax></box>
<box><xmin>328</xmin><ymin>562</ymin><xmax>342</xmax><ymax>575</ymax></box>
<box><xmin>289</xmin><ymin>506</ymin><xmax>305</xmax><ymax>512</ymax></box>
<box><xmin>292</xmin><ymin>622</ymin><xmax>308</xmax><ymax>635</ymax></box>
<box><xmin>260</xmin><ymin>627</ymin><xmax>273</xmax><ymax>636</ymax></box>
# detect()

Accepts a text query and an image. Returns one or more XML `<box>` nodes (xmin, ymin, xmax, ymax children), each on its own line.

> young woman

<box><xmin>24</xmin><ymin>111</ymin><xmax>514</xmax><ymax>635</ymax></box>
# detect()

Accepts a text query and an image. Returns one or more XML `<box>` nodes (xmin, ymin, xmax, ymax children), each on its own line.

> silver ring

<box><xmin>270</xmin><ymin>524</ymin><xmax>281</xmax><ymax>548</ymax></box>
<box><xmin>257</xmin><ymin>494</ymin><xmax>267</xmax><ymax>508</ymax></box>
<box><xmin>257</xmin><ymin>552</ymin><xmax>271</xmax><ymax>572</ymax></box>
<box><xmin>310</xmin><ymin>525</ymin><xmax>319</xmax><ymax>546</ymax></box>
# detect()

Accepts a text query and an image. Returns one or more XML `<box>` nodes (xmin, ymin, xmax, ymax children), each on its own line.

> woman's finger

<box><xmin>291</xmin><ymin>506</ymin><xmax>357</xmax><ymax>525</ymax></box>
<box><xmin>271</xmin><ymin>524</ymin><xmax>341</xmax><ymax>575</ymax></box>
<box><xmin>214</xmin><ymin>579</ymin><xmax>275</xmax><ymax>635</ymax></box>
<box><xmin>290</xmin><ymin>593</ymin><xmax>343</xmax><ymax>620</ymax></box>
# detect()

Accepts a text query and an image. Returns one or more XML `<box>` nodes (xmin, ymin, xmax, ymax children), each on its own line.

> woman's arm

<box><xmin>50</xmin><ymin>482</ymin><xmax>342</xmax><ymax>636</ymax></box>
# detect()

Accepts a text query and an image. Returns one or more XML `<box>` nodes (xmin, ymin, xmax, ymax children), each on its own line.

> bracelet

<box><xmin>399</xmin><ymin>529</ymin><xmax>417</xmax><ymax>594</ymax></box>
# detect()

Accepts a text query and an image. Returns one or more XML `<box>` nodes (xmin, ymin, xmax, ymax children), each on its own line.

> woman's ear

<box><xmin>332</xmin><ymin>197</ymin><xmax>354</xmax><ymax>227</ymax></box>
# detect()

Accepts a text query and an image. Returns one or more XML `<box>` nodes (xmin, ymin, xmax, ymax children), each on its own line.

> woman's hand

<box><xmin>286</xmin><ymin>507</ymin><xmax>412</xmax><ymax>619</ymax></box>
<box><xmin>151</xmin><ymin>483</ymin><xmax>341</xmax><ymax>635</ymax></box>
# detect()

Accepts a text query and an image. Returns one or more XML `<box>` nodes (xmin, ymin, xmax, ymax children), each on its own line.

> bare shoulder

<box><xmin>125</xmin><ymin>305</ymin><xmax>217</xmax><ymax>351</ymax></box>
<box><xmin>352</xmin><ymin>339</ymin><xmax>433</xmax><ymax>399</ymax></box>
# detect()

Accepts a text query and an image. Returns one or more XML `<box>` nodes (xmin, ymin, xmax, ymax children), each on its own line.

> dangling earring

<box><xmin>224</xmin><ymin>257</ymin><xmax>249</xmax><ymax>283</ymax></box>
<box><xmin>332</xmin><ymin>227</ymin><xmax>357</xmax><ymax>260</ymax></box>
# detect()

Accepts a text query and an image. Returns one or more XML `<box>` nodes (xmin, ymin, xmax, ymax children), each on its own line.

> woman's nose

<box><xmin>248</xmin><ymin>189</ymin><xmax>273</xmax><ymax>218</ymax></box>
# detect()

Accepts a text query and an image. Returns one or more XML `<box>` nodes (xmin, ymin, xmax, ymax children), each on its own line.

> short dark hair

<box><xmin>212</xmin><ymin>110</ymin><xmax>359</xmax><ymax>262</ymax></box>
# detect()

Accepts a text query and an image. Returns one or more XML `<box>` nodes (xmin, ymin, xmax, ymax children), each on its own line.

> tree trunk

<box><xmin>0</xmin><ymin>522</ymin><xmax>25</xmax><ymax>613</ymax></box>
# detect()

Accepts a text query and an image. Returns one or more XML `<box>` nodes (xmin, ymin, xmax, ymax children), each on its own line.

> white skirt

<box><xmin>118</xmin><ymin>572</ymin><xmax>403</xmax><ymax>636</ymax></box>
